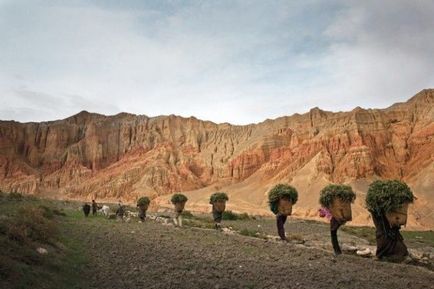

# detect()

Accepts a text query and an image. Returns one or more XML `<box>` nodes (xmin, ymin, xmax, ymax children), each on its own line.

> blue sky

<box><xmin>0</xmin><ymin>0</ymin><xmax>433</xmax><ymax>124</ymax></box>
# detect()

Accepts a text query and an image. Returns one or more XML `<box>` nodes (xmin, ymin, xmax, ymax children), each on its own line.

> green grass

<box><xmin>0</xmin><ymin>193</ymin><xmax>88</xmax><ymax>289</ymax></box>
<box><xmin>341</xmin><ymin>226</ymin><xmax>377</xmax><ymax>245</ymax></box>
<box><xmin>182</xmin><ymin>217</ymin><xmax>215</xmax><ymax>229</ymax></box>
<box><xmin>179</xmin><ymin>211</ymin><xmax>253</xmax><ymax>229</ymax></box>
<box><xmin>238</xmin><ymin>228</ymin><xmax>266</xmax><ymax>239</ymax></box>
<box><xmin>180</xmin><ymin>210</ymin><xmax>194</xmax><ymax>219</ymax></box>
<box><xmin>401</xmin><ymin>230</ymin><xmax>434</xmax><ymax>247</ymax></box>
<box><xmin>342</xmin><ymin>225</ymin><xmax>434</xmax><ymax>247</ymax></box>
<box><xmin>222</xmin><ymin>210</ymin><xmax>251</xmax><ymax>221</ymax></box>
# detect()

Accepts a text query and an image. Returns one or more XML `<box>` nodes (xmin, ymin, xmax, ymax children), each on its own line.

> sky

<box><xmin>0</xmin><ymin>0</ymin><xmax>433</xmax><ymax>124</ymax></box>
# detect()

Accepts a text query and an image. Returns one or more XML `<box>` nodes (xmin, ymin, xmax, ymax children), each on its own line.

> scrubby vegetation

<box><xmin>0</xmin><ymin>193</ymin><xmax>86</xmax><ymax>289</ymax></box>
<box><xmin>209</xmin><ymin>192</ymin><xmax>229</xmax><ymax>204</ymax></box>
<box><xmin>268</xmin><ymin>184</ymin><xmax>298</xmax><ymax>214</ymax></box>
<box><xmin>365</xmin><ymin>180</ymin><xmax>414</xmax><ymax>214</ymax></box>
<box><xmin>342</xmin><ymin>225</ymin><xmax>434</xmax><ymax>247</ymax></box>
<box><xmin>7</xmin><ymin>191</ymin><xmax>24</xmax><ymax>201</ymax></box>
<box><xmin>222</xmin><ymin>210</ymin><xmax>251</xmax><ymax>221</ymax></box>
<box><xmin>180</xmin><ymin>210</ymin><xmax>194</xmax><ymax>218</ymax></box>
<box><xmin>4</xmin><ymin>205</ymin><xmax>59</xmax><ymax>244</ymax></box>
<box><xmin>171</xmin><ymin>193</ymin><xmax>188</xmax><ymax>204</ymax></box>
<box><xmin>319</xmin><ymin>184</ymin><xmax>356</xmax><ymax>208</ymax></box>
<box><xmin>239</xmin><ymin>228</ymin><xmax>261</xmax><ymax>238</ymax></box>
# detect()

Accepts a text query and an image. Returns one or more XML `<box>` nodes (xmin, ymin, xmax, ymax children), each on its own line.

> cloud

<box><xmin>0</xmin><ymin>0</ymin><xmax>433</xmax><ymax>124</ymax></box>
<box><xmin>314</xmin><ymin>0</ymin><xmax>434</xmax><ymax>109</ymax></box>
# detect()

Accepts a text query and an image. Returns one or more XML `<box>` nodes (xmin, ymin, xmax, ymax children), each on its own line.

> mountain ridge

<box><xmin>1</xmin><ymin>89</ymin><xmax>433</xmax><ymax>228</ymax></box>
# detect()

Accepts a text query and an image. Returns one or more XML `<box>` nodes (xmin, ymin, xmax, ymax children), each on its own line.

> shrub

<box><xmin>287</xmin><ymin>233</ymin><xmax>305</xmax><ymax>242</ymax></box>
<box><xmin>365</xmin><ymin>180</ymin><xmax>414</xmax><ymax>215</ymax></box>
<box><xmin>7</xmin><ymin>192</ymin><xmax>23</xmax><ymax>201</ymax></box>
<box><xmin>171</xmin><ymin>193</ymin><xmax>188</xmax><ymax>204</ymax></box>
<box><xmin>209</xmin><ymin>192</ymin><xmax>229</xmax><ymax>204</ymax></box>
<box><xmin>268</xmin><ymin>184</ymin><xmax>298</xmax><ymax>214</ymax></box>
<box><xmin>180</xmin><ymin>210</ymin><xmax>194</xmax><ymax>218</ymax></box>
<box><xmin>319</xmin><ymin>184</ymin><xmax>356</xmax><ymax>208</ymax></box>
<box><xmin>222</xmin><ymin>211</ymin><xmax>250</xmax><ymax>220</ymax></box>
<box><xmin>38</xmin><ymin>205</ymin><xmax>66</xmax><ymax>219</ymax></box>
<box><xmin>239</xmin><ymin>228</ymin><xmax>261</xmax><ymax>238</ymax></box>
<box><xmin>6</xmin><ymin>206</ymin><xmax>58</xmax><ymax>244</ymax></box>
<box><xmin>137</xmin><ymin>197</ymin><xmax>151</xmax><ymax>207</ymax></box>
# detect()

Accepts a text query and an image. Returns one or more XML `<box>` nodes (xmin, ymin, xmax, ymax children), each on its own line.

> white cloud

<box><xmin>0</xmin><ymin>0</ymin><xmax>433</xmax><ymax>124</ymax></box>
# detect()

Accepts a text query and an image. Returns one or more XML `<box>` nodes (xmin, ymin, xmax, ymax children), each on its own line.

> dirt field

<box><xmin>1</xmin><ymin>196</ymin><xmax>433</xmax><ymax>289</ymax></box>
<box><xmin>64</xmin><ymin>212</ymin><xmax>434</xmax><ymax>289</ymax></box>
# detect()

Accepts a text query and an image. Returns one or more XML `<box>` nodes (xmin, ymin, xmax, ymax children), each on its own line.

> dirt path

<box><xmin>63</xmin><ymin>215</ymin><xmax>434</xmax><ymax>289</ymax></box>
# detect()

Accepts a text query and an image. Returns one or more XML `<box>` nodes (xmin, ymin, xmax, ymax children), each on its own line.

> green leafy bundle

<box><xmin>268</xmin><ymin>184</ymin><xmax>298</xmax><ymax>214</ymax></box>
<box><xmin>365</xmin><ymin>180</ymin><xmax>414</xmax><ymax>214</ymax></box>
<box><xmin>319</xmin><ymin>184</ymin><xmax>356</xmax><ymax>208</ymax></box>
<box><xmin>209</xmin><ymin>192</ymin><xmax>229</xmax><ymax>204</ymax></box>
<box><xmin>137</xmin><ymin>196</ymin><xmax>151</xmax><ymax>207</ymax></box>
<box><xmin>171</xmin><ymin>193</ymin><xmax>188</xmax><ymax>204</ymax></box>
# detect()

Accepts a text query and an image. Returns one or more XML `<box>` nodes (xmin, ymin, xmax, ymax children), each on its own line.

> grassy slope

<box><xmin>0</xmin><ymin>194</ymin><xmax>87</xmax><ymax>289</ymax></box>
<box><xmin>342</xmin><ymin>225</ymin><xmax>434</xmax><ymax>247</ymax></box>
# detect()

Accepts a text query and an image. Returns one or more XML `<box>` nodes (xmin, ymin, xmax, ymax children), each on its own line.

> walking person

<box><xmin>116</xmin><ymin>200</ymin><xmax>125</xmax><ymax>221</ymax></box>
<box><xmin>91</xmin><ymin>199</ymin><xmax>98</xmax><ymax>216</ymax></box>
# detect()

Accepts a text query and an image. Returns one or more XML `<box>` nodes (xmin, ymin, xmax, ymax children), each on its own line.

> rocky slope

<box><xmin>0</xmin><ymin>89</ymin><xmax>433</xmax><ymax>228</ymax></box>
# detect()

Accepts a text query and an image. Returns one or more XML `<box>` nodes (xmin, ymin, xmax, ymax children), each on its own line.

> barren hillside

<box><xmin>1</xmin><ymin>89</ymin><xmax>433</xmax><ymax>228</ymax></box>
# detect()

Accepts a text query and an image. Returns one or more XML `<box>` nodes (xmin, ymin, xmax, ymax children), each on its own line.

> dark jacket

<box><xmin>371</xmin><ymin>212</ymin><xmax>408</xmax><ymax>259</ymax></box>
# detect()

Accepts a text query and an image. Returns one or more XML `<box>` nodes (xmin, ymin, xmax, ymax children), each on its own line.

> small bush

<box><xmin>209</xmin><ymin>192</ymin><xmax>228</xmax><ymax>204</ymax></box>
<box><xmin>52</xmin><ymin>208</ymin><xmax>66</xmax><ymax>217</ymax></box>
<box><xmin>38</xmin><ymin>206</ymin><xmax>66</xmax><ymax>219</ymax></box>
<box><xmin>222</xmin><ymin>211</ymin><xmax>250</xmax><ymax>220</ymax></box>
<box><xmin>319</xmin><ymin>184</ymin><xmax>356</xmax><ymax>208</ymax></box>
<box><xmin>5</xmin><ymin>206</ymin><xmax>58</xmax><ymax>244</ymax></box>
<box><xmin>286</xmin><ymin>233</ymin><xmax>305</xmax><ymax>242</ymax></box>
<box><xmin>8</xmin><ymin>192</ymin><xmax>23</xmax><ymax>201</ymax></box>
<box><xmin>180</xmin><ymin>210</ymin><xmax>194</xmax><ymax>218</ymax></box>
<box><xmin>171</xmin><ymin>193</ymin><xmax>188</xmax><ymax>204</ymax></box>
<box><xmin>137</xmin><ymin>197</ymin><xmax>151</xmax><ymax>207</ymax></box>
<box><xmin>238</xmin><ymin>213</ymin><xmax>250</xmax><ymax>220</ymax></box>
<box><xmin>365</xmin><ymin>180</ymin><xmax>414</xmax><ymax>215</ymax></box>
<box><xmin>38</xmin><ymin>205</ymin><xmax>55</xmax><ymax>219</ymax></box>
<box><xmin>268</xmin><ymin>184</ymin><xmax>298</xmax><ymax>214</ymax></box>
<box><xmin>239</xmin><ymin>228</ymin><xmax>261</xmax><ymax>238</ymax></box>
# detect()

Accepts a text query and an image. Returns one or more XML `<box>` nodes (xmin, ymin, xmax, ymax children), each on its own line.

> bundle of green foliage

<box><xmin>171</xmin><ymin>193</ymin><xmax>188</xmax><ymax>204</ymax></box>
<box><xmin>137</xmin><ymin>197</ymin><xmax>151</xmax><ymax>207</ymax></box>
<box><xmin>365</xmin><ymin>180</ymin><xmax>414</xmax><ymax>215</ymax></box>
<box><xmin>268</xmin><ymin>184</ymin><xmax>298</xmax><ymax>214</ymax></box>
<box><xmin>319</xmin><ymin>184</ymin><xmax>356</xmax><ymax>208</ymax></box>
<box><xmin>209</xmin><ymin>192</ymin><xmax>229</xmax><ymax>204</ymax></box>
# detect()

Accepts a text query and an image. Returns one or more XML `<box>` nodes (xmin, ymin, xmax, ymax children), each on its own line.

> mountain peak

<box><xmin>408</xmin><ymin>88</ymin><xmax>434</xmax><ymax>104</ymax></box>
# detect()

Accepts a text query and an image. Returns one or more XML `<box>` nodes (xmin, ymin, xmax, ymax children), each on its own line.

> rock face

<box><xmin>1</xmin><ymin>89</ymin><xmax>433</xmax><ymax>228</ymax></box>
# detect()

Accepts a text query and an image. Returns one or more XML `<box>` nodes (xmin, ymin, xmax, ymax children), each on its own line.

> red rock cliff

<box><xmin>1</xmin><ymin>89</ymin><xmax>433</xmax><ymax>228</ymax></box>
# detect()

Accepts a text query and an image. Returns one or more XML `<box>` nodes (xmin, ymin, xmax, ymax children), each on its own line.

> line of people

<box><xmin>82</xmin><ymin>179</ymin><xmax>415</xmax><ymax>262</ymax></box>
